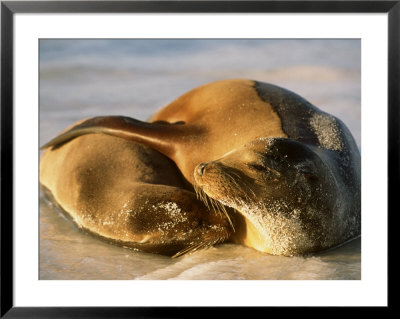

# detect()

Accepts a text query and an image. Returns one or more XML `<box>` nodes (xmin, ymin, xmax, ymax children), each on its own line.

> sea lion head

<box><xmin>194</xmin><ymin>137</ymin><xmax>342</xmax><ymax>256</ymax></box>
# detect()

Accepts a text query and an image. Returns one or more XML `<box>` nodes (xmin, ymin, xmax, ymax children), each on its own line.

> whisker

<box><xmin>209</xmin><ymin>196</ymin><xmax>235</xmax><ymax>232</ymax></box>
<box><xmin>226</xmin><ymin>172</ymin><xmax>251</xmax><ymax>202</ymax></box>
<box><xmin>225</xmin><ymin>172</ymin><xmax>241</xmax><ymax>189</ymax></box>
<box><xmin>225</xmin><ymin>171</ymin><xmax>255</xmax><ymax>203</ymax></box>
<box><xmin>216</xmin><ymin>200</ymin><xmax>235</xmax><ymax>231</ymax></box>
<box><xmin>193</xmin><ymin>181</ymin><xmax>235</xmax><ymax>232</ymax></box>
<box><xmin>230</xmin><ymin>171</ymin><xmax>242</xmax><ymax>180</ymax></box>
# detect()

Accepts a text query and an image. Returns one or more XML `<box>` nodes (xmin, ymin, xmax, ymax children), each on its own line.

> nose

<box><xmin>197</xmin><ymin>163</ymin><xmax>208</xmax><ymax>176</ymax></box>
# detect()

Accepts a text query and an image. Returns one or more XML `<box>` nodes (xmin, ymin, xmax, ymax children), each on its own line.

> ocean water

<box><xmin>39</xmin><ymin>39</ymin><xmax>361</xmax><ymax>280</ymax></box>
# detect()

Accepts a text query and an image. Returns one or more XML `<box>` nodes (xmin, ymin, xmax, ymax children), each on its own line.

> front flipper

<box><xmin>112</xmin><ymin>183</ymin><xmax>232</xmax><ymax>257</ymax></box>
<box><xmin>40</xmin><ymin>116</ymin><xmax>198</xmax><ymax>160</ymax></box>
<box><xmin>42</xmin><ymin>182</ymin><xmax>232</xmax><ymax>257</ymax></box>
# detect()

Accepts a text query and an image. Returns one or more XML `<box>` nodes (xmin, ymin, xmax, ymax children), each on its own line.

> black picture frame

<box><xmin>1</xmin><ymin>1</ymin><xmax>396</xmax><ymax>317</ymax></box>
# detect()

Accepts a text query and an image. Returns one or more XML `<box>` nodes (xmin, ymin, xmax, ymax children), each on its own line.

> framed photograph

<box><xmin>1</xmin><ymin>0</ymin><xmax>395</xmax><ymax>316</ymax></box>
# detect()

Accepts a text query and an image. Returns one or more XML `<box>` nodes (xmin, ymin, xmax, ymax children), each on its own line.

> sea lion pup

<box><xmin>41</xmin><ymin>79</ymin><xmax>361</xmax><ymax>256</ymax></box>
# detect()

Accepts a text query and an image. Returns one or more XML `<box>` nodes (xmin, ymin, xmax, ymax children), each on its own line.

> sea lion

<box><xmin>40</xmin><ymin>79</ymin><xmax>361</xmax><ymax>256</ymax></box>
<box><xmin>40</xmin><ymin>133</ymin><xmax>232</xmax><ymax>257</ymax></box>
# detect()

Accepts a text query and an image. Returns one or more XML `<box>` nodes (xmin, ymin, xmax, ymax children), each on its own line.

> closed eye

<box><xmin>248</xmin><ymin>163</ymin><xmax>281</xmax><ymax>178</ymax></box>
<box><xmin>248</xmin><ymin>163</ymin><xmax>265</xmax><ymax>171</ymax></box>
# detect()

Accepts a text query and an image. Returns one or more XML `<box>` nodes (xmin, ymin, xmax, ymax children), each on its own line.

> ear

<box><xmin>296</xmin><ymin>162</ymin><xmax>318</xmax><ymax>181</ymax></box>
<box><xmin>303</xmin><ymin>172</ymin><xmax>318</xmax><ymax>182</ymax></box>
